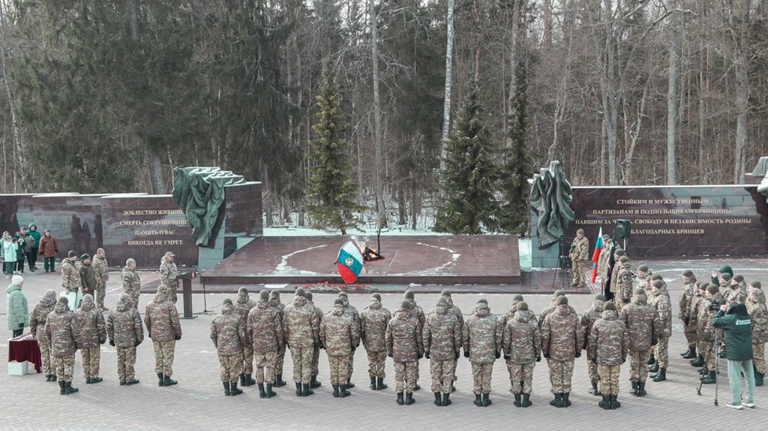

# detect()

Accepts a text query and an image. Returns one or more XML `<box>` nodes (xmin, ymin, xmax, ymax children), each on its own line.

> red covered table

<box><xmin>8</xmin><ymin>334</ymin><xmax>42</xmax><ymax>373</ymax></box>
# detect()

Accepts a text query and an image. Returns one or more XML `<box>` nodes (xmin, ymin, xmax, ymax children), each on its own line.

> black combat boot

<box><xmin>405</xmin><ymin>392</ymin><xmax>415</xmax><ymax>405</ymax></box>
<box><xmin>599</xmin><ymin>394</ymin><xmax>610</xmax><ymax>410</ymax></box>
<box><xmin>126</xmin><ymin>378</ymin><xmax>140</xmax><ymax>385</ymax></box>
<box><xmin>332</xmin><ymin>384</ymin><xmax>340</xmax><ymax>398</ymax></box>
<box><xmin>370</xmin><ymin>377</ymin><xmax>377</xmax><ymax>390</ymax></box>
<box><xmin>698</xmin><ymin>366</ymin><xmax>709</xmax><ymax>375</ymax></box>
<box><xmin>230</xmin><ymin>382</ymin><xmax>243</xmax><ymax>396</ymax></box>
<box><xmin>245</xmin><ymin>374</ymin><xmax>256</xmax><ymax>387</ymax></box>
<box><xmin>295</xmin><ymin>382</ymin><xmax>302</xmax><ymax>396</ymax></box>
<box><xmin>690</xmin><ymin>354</ymin><xmax>705</xmax><ymax>367</ymax></box>
<box><xmin>347</xmin><ymin>379</ymin><xmax>355</xmax><ymax>389</ymax></box>
<box><xmin>647</xmin><ymin>362</ymin><xmax>659</xmax><ymax>373</ymax></box>
<box><xmin>64</xmin><ymin>381</ymin><xmax>79</xmax><ymax>395</ymax></box>
<box><xmin>683</xmin><ymin>347</ymin><xmax>697</xmax><ymax>359</ymax></box>
<box><xmin>310</xmin><ymin>375</ymin><xmax>321</xmax><ymax>389</ymax></box>
<box><xmin>611</xmin><ymin>394</ymin><xmax>621</xmax><ymax>409</ymax></box>
<box><xmin>637</xmin><ymin>381</ymin><xmax>647</xmax><ymax>396</ymax></box>
<box><xmin>434</xmin><ymin>392</ymin><xmax>442</xmax><ymax>406</ymax></box>
<box><xmin>162</xmin><ymin>374</ymin><xmax>177</xmax><ymax>386</ymax></box>
<box><xmin>562</xmin><ymin>392</ymin><xmax>571</xmax><ymax>407</ymax></box>
<box><xmin>522</xmin><ymin>393</ymin><xmax>532</xmax><ymax>407</ymax></box>
<box><xmin>680</xmin><ymin>347</ymin><xmax>692</xmax><ymax>357</ymax></box>
<box><xmin>86</xmin><ymin>378</ymin><xmax>92</xmax><ymax>384</ymax></box>
<box><xmin>45</xmin><ymin>374</ymin><xmax>51</xmax><ymax>382</ymax></box>
<box><xmin>474</xmin><ymin>394</ymin><xmax>482</xmax><ymax>406</ymax></box>
<box><xmin>442</xmin><ymin>392</ymin><xmax>452</xmax><ymax>406</ymax></box>
<box><xmin>550</xmin><ymin>393</ymin><xmax>562</xmax><ymax>408</ymax></box>
<box><xmin>91</xmin><ymin>377</ymin><xmax>103</xmax><ymax>384</ymax></box>
<box><xmin>302</xmin><ymin>383</ymin><xmax>314</xmax><ymax>397</ymax></box>
<box><xmin>377</xmin><ymin>377</ymin><xmax>388</xmax><ymax>390</ymax></box>
<box><xmin>513</xmin><ymin>392</ymin><xmax>522</xmax><ymax>407</ymax></box>
<box><xmin>589</xmin><ymin>381</ymin><xmax>600</xmax><ymax>396</ymax></box>
<box><xmin>414</xmin><ymin>384</ymin><xmax>420</xmax><ymax>391</ymax></box>
<box><xmin>396</xmin><ymin>392</ymin><xmax>404</xmax><ymax>405</ymax></box>
<box><xmin>631</xmin><ymin>381</ymin><xmax>638</xmax><ymax>391</ymax></box>
<box><xmin>59</xmin><ymin>380</ymin><xmax>65</xmax><ymax>395</ymax></box>
<box><xmin>51</xmin><ymin>374</ymin><xmax>57</xmax><ymax>382</ymax></box>
<box><xmin>239</xmin><ymin>374</ymin><xmax>245</xmax><ymax>387</ymax></box>
<box><xmin>482</xmin><ymin>393</ymin><xmax>492</xmax><ymax>407</ymax></box>
<box><xmin>157</xmin><ymin>372</ymin><xmax>165</xmax><ymax>387</ymax></box>
<box><xmin>223</xmin><ymin>382</ymin><xmax>231</xmax><ymax>396</ymax></box>
<box><xmin>701</xmin><ymin>370</ymin><xmax>716</xmax><ymax>384</ymax></box>
<box><xmin>266</xmin><ymin>383</ymin><xmax>276</xmax><ymax>398</ymax></box>
<box><xmin>275</xmin><ymin>374</ymin><xmax>286</xmax><ymax>387</ymax></box>
<box><xmin>258</xmin><ymin>383</ymin><xmax>266</xmax><ymax>398</ymax></box>
<box><xmin>647</xmin><ymin>353</ymin><xmax>655</xmax><ymax>365</ymax></box>
<box><xmin>339</xmin><ymin>384</ymin><xmax>351</xmax><ymax>398</ymax></box>
<box><xmin>652</xmin><ymin>367</ymin><xmax>667</xmax><ymax>382</ymax></box>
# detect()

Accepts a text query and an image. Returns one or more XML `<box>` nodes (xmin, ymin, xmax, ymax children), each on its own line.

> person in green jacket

<box><xmin>27</xmin><ymin>223</ymin><xmax>41</xmax><ymax>271</ymax></box>
<box><xmin>711</xmin><ymin>265</ymin><xmax>733</xmax><ymax>286</ymax></box>
<box><xmin>713</xmin><ymin>303</ymin><xmax>755</xmax><ymax>410</ymax></box>
<box><xmin>6</xmin><ymin>275</ymin><xmax>29</xmax><ymax>337</ymax></box>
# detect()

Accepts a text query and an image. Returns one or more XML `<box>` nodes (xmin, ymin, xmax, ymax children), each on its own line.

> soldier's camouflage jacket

<box><xmin>541</xmin><ymin>304</ymin><xmax>584</xmax><ymax>362</ymax></box>
<box><xmin>211</xmin><ymin>301</ymin><xmax>246</xmax><ymax>355</ymax></box>
<box><xmin>144</xmin><ymin>291</ymin><xmax>182</xmax><ymax>342</ymax></box>
<box><xmin>321</xmin><ymin>304</ymin><xmax>360</xmax><ymax>357</ymax></box>
<box><xmin>423</xmin><ymin>303</ymin><xmax>461</xmax><ymax>361</ymax></box>
<box><xmin>45</xmin><ymin>301</ymin><xmax>81</xmax><ymax>356</ymax></box>
<box><xmin>75</xmin><ymin>296</ymin><xmax>106</xmax><ymax>348</ymax></box>
<box><xmin>502</xmin><ymin>309</ymin><xmax>541</xmax><ymax>364</ymax></box>
<box><xmin>588</xmin><ymin>309</ymin><xmax>629</xmax><ymax>366</ymax></box>
<box><xmin>361</xmin><ymin>298</ymin><xmax>391</xmax><ymax>353</ymax></box>
<box><xmin>283</xmin><ymin>296</ymin><xmax>319</xmax><ymax>349</ymax></box>
<box><xmin>247</xmin><ymin>299</ymin><xmax>284</xmax><ymax>353</ymax></box>
<box><xmin>462</xmin><ymin>304</ymin><xmax>501</xmax><ymax>364</ymax></box>
<box><xmin>619</xmin><ymin>292</ymin><xmax>660</xmax><ymax>352</ymax></box>
<box><xmin>386</xmin><ymin>309</ymin><xmax>423</xmax><ymax>362</ymax></box>
<box><xmin>107</xmin><ymin>296</ymin><xmax>144</xmax><ymax>348</ymax></box>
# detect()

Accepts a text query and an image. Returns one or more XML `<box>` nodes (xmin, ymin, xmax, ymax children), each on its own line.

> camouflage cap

<box><xmin>404</xmin><ymin>290</ymin><xmax>414</xmax><ymax>300</ymax></box>
<box><xmin>682</xmin><ymin>270</ymin><xmax>694</xmax><ymax>277</ymax></box>
<box><xmin>295</xmin><ymin>287</ymin><xmax>306</xmax><ymax>297</ymax></box>
<box><xmin>58</xmin><ymin>296</ymin><xmax>69</xmax><ymax>305</ymax></box>
<box><xmin>305</xmin><ymin>292</ymin><xmax>313</xmax><ymax>301</ymax></box>
<box><xmin>554</xmin><ymin>290</ymin><xmax>565</xmax><ymax>298</ymax></box>
<box><xmin>334</xmin><ymin>298</ymin><xmax>345</xmax><ymax>306</ymax></box>
<box><xmin>752</xmin><ymin>281</ymin><xmax>762</xmax><ymax>289</ymax></box>
<box><xmin>338</xmin><ymin>292</ymin><xmax>348</xmax><ymax>298</ymax></box>
<box><xmin>699</xmin><ymin>282</ymin><xmax>709</xmax><ymax>290</ymax></box>
<box><xmin>615</xmin><ymin>249</ymin><xmax>626</xmax><ymax>256</ymax></box>
<box><xmin>259</xmin><ymin>290</ymin><xmax>269</xmax><ymax>300</ymax></box>
<box><xmin>707</xmin><ymin>284</ymin><xmax>719</xmax><ymax>295</ymax></box>
<box><xmin>638</xmin><ymin>265</ymin><xmax>649</xmax><ymax>272</ymax></box>
<box><xmin>441</xmin><ymin>289</ymin><xmax>452</xmax><ymax>297</ymax></box>
<box><xmin>513</xmin><ymin>294</ymin><xmax>524</xmax><ymax>301</ymax></box>
<box><xmin>372</xmin><ymin>293</ymin><xmax>381</xmax><ymax>301</ymax></box>
<box><xmin>576</xmin><ymin>229</ymin><xmax>585</xmax><ymax>235</ymax></box>
<box><xmin>633</xmin><ymin>288</ymin><xmax>645</xmax><ymax>296</ymax></box>
<box><xmin>517</xmin><ymin>301</ymin><xmax>528</xmax><ymax>311</ymax></box>
<box><xmin>270</xmin><ymin>290</ymin><xmax>280</xmax><ymax>298</ymax></box>
<box><xmin>157</xmin><ymin>285</ymin><xmax>168</xmax><ymax>294</ymax></box>
<box><xmin>238</xmin><ymin>286</ymin><xmax>249</xmax><ymax>295</ymax></box>
<box><xmin>594</xmin><ymin>294</ymin><xmax>605</xmax><ymax>301</ymax></box>
<box><xmin>619</xmin><ymin>256</ymin><xmax>629</xmax><ymax>263</ymax></box>
<box><xmin>652</xmin><ymin>280</ymin><xmax>663</xmax><ymax>289</ymax></box>
<box><xmin>477</xmin><ymin>298</ymin><xmax>488</xmax><ymax>304</ymax></box>
<box><xmin>651</xmin><ymin>274</ymin><xmax>663</xmax><ymax>281</ymax></box>
<box><xmin>734</xmin><ymin>275</ymin><xmax>744</xmax><ymax>283</ymax></box>
<box><xmin>222</xmin><ymin>298</ymin><xmax>233</xmax><ymax>306</ymax></box>
<box><xmin>721</xmin><ymin>273</ymin><xmax>732</xmax><ymax>281</ymax></box>
<box><xmin>603</xmin><ymin>302</ymin><xmax>616</xmax><ymax>311</ymax></box>
<box><xmin>400</xmin><ymin>300</ymin><xmax>413</xmax><ymax>310</ymax></box>
<box><xmin>556</xmin><ymin>296</ymin><xmax>569</xmax><ymax>306</ymax></box>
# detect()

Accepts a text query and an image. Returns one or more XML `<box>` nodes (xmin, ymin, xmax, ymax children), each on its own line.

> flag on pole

<box><xmin>590</xmin><ymin>227</ymin><xmax>603</xmax><ymax>284</ymax></box>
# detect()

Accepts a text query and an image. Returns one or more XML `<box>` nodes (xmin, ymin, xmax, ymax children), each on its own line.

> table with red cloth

<box><xmin>8</xmin><ymin>333</ymin><xmax>42</xmax><ymax>373</ymax></box>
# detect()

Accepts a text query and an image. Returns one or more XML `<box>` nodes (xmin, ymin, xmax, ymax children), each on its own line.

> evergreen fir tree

<box><xmin>305</xmin><ymin>64</ymin><xmax>364</xmax><ymax>235</ymax></box>
<box><xmin>435</xmin><ymin>79</ymin><xmax>499</xmax><ymax>234</ymax></box>
<box><xmin>498</xmin><ymin>59</ymin><xmax>536</xmax><ymax>235</ymax></box>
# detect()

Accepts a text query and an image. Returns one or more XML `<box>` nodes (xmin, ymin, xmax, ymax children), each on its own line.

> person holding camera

<box><xmin>712</xmin><ymin>301</ymin><xmax>756</xmax><ymax>410</ymax></box>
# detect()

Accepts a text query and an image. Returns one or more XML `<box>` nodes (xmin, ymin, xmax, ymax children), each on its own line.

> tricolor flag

<box><xmin>337</xmin><ymin>240</ymin><xmax>365</xmax><ymax>284</ymax></box>
<box><xmin>590</xmin><ymin>227</ymin><xmax>603</xmax><ymax>284</ymax></box>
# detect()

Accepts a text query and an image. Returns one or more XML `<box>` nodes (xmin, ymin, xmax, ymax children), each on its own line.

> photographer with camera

<box><xmin>712</xmin><ymin>301</ymin><xmax>756</xmax><ymax>410</ymax></box>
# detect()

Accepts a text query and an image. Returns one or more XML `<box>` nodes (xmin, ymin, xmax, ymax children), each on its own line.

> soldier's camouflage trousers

<box><xmin>96</xmin><ymin>284</ymin><xmax>106</xmax><ymax>310</ymax></box>
<box><xmin>311</xmin><ymin>345</ymin><xmax>320</xmax><ymax>376</ymax></box>
<box><xmin>599</xmin><ymin>364</ymin><xmax>620</xmax><ymax>395</ymax></box>
<box><xmin>684</xmin><ymin>323</ymin><xmax>696</xmax><ymax>349</ymax></box>
<box><xmin>367</xmin><ymin>350</ymin><xmax>387</xmax><ymax>378</ymax></box>
<box><xmin>548</xmin><ymin>359</ymin><xmax>574</xmax><ymax>394</ymax></box>
<box><xmin>39</xmin><ymin>337</ymin><xmax>54</xmax><ymax>376</ymax></box>
<box><xmin>117</xmin><ymin>346</ymin><xmax>137</xmax><ymax>383</ymax></box>
<box><xmin>328</xmin><ymin>354</ymin><xmax>351</xmax><ymax>385</ymax></box>
<box><xmin>754</xmin><ymin>342</ymin><xmax>766</xmax><ymax>374</ymax></box>
<box><xmin>81</xmin><ymin>346</ymin><xmax>101</xmax><ymax>379</ymax></box>
<box><xmin>572</xmin><ymin>259</ymin><xmax>586</xmax><ymax>285</ymax></box>
<box><xmin>509</xmin><ymin>362</ymin><xmax>535</xmax><ymax>394</ymax></box>
<box><xmin>219</xmin><ymin>353</ymin><xmax>243</xmax><ymax>383</ymax></box>
<box><xmin>275</xmin><ymin>344</ymin><xmax>287</xmax><ymax>375</ymax></box>
<box><xmin>55</xmin><ymin>353</ymin><xmax>76</xmax><ymax>382</ymax></box>
<box><xmin>588</xmin><ymin>359</ymin><xmax>599</xmax><ymax>383</ymax></box>
<box><xmin>430</xmin><ymin>358</ymin><xmax>455</xmax><ymax>393</ymax></box>
<box><xmin>348</xmin><ymin>351</ymin><xmax>356</xmax><ymax>381</ymax></box>
<box><xmin>394</xmin><ymin>361</ymin><xmax>417</xmax><ymax>393</ymax></box>
<box><xmin>242</xmin><ymin>346</ymin><xmax>254</xmax><ymax>375</ymax></box>
<box><xmin>153</xmin><ymin>340</ymin><xmax>176</xmax><ymax>376</ymax></box>
<box><xmin>629</xmin><ymin>349</ymin><xmax>650</xmax><ymax>382</ymax></box>
<box><xmin>703</xmin><ymin>340</ymin><xmax>717</xmax><ymax>370</ymax></box>
<box><xmin>168</xmin><ymin>283</ymin><xmax>178</xmax><ymax>304</ymax></box>
<box><xmin>471</xmin><ymin>362</ymin><xmax>493</xmax><ymax>395</ymax></box>
<box><xmin>255</xmin><ymin>351</ymin><xmax>277</xmax><ymax>384</ymax></box>
<box><xmin>290</xmin><ymin>346</ymin><xmax>313</xmax><ymax>384</ymax></box>
<box><xmin>653</xmin><ymin>335</ymin><xmax>669</xmax><ymax>368</ymax></box>
<box><xmin>697</xmin><ymin>337</ymin><xmax>709</xmax><ymax>363</ymax></box>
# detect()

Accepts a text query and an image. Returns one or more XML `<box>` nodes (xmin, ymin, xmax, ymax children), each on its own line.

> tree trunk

<box><xmin>0</xmin><ymin>3</ymin><xmax>25</xmax><ymax>192</ymax></box>
<box><xmin>666</xmin><ymin>9</ymin><xmax>678</xmax><ymax>184</ymax></box>
<box><xmin>507</xmin><ymin>0</ymin><xmax>521</xmax><ymax>148</ymax></box>
<box><xmin>370</xmin><ymin>0</ymin><xmax>386</xmax><ymax>228</ymax></box>
<box><xmin>440</xmin><ymin>0</ymin><xmax>455</xmax><ymax>168</ymax></box>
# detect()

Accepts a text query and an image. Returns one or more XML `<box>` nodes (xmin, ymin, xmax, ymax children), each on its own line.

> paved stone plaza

<box><xmin>2</xmin><ymin>264</ymin><xmax>767</xmax><ymax>430</ymax></box>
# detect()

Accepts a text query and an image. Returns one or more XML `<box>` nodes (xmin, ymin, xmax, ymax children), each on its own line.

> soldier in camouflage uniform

<box><xmin>338</xmin><ymin>291</ymin><xmax>361</xmax><ymax>388</ymax></box>
<box><xmin>597</xmin><ymin>235</ymin><xmax>613</xmax><ymax>290</ymax></box>
<box><xmin>463</xmin><ymin>298</ymin><xmax>501</xmax><ymax>407</ymax></box>
<box><xmin>386</xmin><ymin>300</ymin><xmax>423</xmax><ymax>406</ymax></box>
<box><xmin>724</xmin><ymin>274</ymin><xmax>747</xmax><ymax>305</ymax></box>
<box><xmin>698</xmin><ymin>284</ymin><xmax>723</xmax><ymax>384</ymax></box>
<box><xmin>746</xmin><ymin>281</ymin><xmax>766</xmax><ymax>386</ymax></box>
<box><xmin>619</xmin><ymin>288</ymin><xmax>660</xmax><ymax>397</ymax></box>
<box><xmin>283</xmin><ymin>288</ymin><xmax>320</xmax><ymax>396</ymax></box>
<box><xmin>679</xmin><ymin>270</ymin><xmax>698</xmax><ymax>358</ymax></box>
<box><xmin>30</xmin><ymin>289</ymin><xmax>57</xmax><ymax>381</ymax></box>
<box><xmin>160</xmin><ymin>252</ymin><xmax>179</xmax><ymax>304</ymax></box>
<box><xmin>541</xmin><ymin>296</ymin><xmax>584</xmax><ymax>408</ymax></box>
<box><xmin>569</xmin><ymin>229</ymin><xmax>589</xmax><ymax>288</ymax></box>
<box><xmin>647</xmin><ymin>279</ymin><xmax>672</xmax><ymax>381</ymax></box>
<box><xmin>75</xmin><ymin>294</ymin><xmax>106</xmax><ymax>384</ymax></box>
<box><xmin>306</xmin><ymin>291</ymin><xmax>324</xmax><ymax>389</ymax></box>
<box><xmin>588</xmin><ymin>302</ymin><xmax>629</xmax><ymax>410</ymax></box>
<box><xmin>78</xmin><ymin>254</ymin><xmax>97</xmax><ymax>303</ymax></box>
<box><xmin>539</xmin><ymin>290</ymin><xmax>565</xmax><ymax>328</ymax></box>
<box><xmin>107</xmin><ymin>293</ymin><xmax>143</xmax><ymax>385</ymax></box>
<box><xmin>607</xmin><ymin>249</ymin><xmax>628</xmax><ymax>301</ymax></box>
<box><xmin>403</xmin><ymin>290</ymin><xmax>425</xmax><ymax>390</ymax></box>
<box><xmin>233</xmin><ymin>286</ymin><xmax>258</xmax><ymax>387</ymax></box>
<box><xmin>321</xmin><ymin>298</ymin><xmax>360</xmax><ymax>398</ymax></box>
<box><xmin>688</xmin><ymin>282</ymin><xmax>707</xmax><ymax>367</ymax></box>
<box><xmin>423</xmin><ymin>296</ymin><xmax>461</xmax><ymax>406</ymax></box>
<box><xmin>45</xmin><ymin>296</ymin><xmax>81</xmax><ymax>395</ymax></box>
<box><xmin>61</xmin><ymin>251</ymin><xmax>81</xmax><ymax>295</ymax></box>
<box><xmin>247</xmin><ymin>290</ymin><xmax>283</xmax><ymax>398</ymax></box>
<box><xmin>502</xmin><ymin>301</ymin><xmax>541</xmax><ymax>408</ymax></box>
<box><xmin>440</xmin><ymin>290</ymin><xmax>463</xmax><ymax>389</ymax></box>
<box><xmin>122</xmin><ymin>258</ymin><xmax>141</xmax><ymax>310</ymax></box>
<box><xmin>92</xmin><ymin>248</ymin><xmax>109</xmax><ymax>311</ymax></box>
<box><xmin>636</xmin><ymin>265</ymin><xmax>652</xmax><ymax>295</ymax></box>
<box><xmin>581</xmin><ymin>294</ymin><xmax>605</xmax><ymax>396</ymax></box>
<box><xmin>361</xmin><ymin>293</ymin><xmax>391</xmax><ymax>390</ymax></box>
<box><xmin>269</xmin><ymin>290</ymin><xmax>288</xmax><ymax>387</ymax></box>
<box><xmin>613</xmin><ymin>256</ymin><xmax>633</xmax><ymax>313</ymax></box>
<box><xmin>211</xmin><ymin>298</ymin><xmax>247</xmax><ymax>396</ymax></box>
<box><xmin>145</xmin><ymin>285</ymin><xmax>183</xmax><ymax>387</ymax></box>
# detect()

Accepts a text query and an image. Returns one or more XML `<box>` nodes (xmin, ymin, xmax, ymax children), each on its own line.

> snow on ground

<box><xmin>272</xmin><ymin>244</ymin><xmax>327</xmax><ymax>275</ymax></box>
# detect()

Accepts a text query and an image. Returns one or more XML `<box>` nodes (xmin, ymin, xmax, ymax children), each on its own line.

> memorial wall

<box><xmin>565</xmin><ymin>185</ymin><xmax>768</xmax><ymax>257</ymax></box>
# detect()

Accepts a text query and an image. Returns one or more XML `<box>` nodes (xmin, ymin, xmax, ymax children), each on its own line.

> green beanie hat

<box><xmin>652</xmin><ymin>280</ymin><xmax>663</xmax><ymax>289</ymax></box>
<box><xmin>638</xmin><ymin>265</ymin><xmax>649</xmax><ymax>272</ymax></box>
<box><xmin>603</xmin><ymin>302</ymin><xmax>616</xmax><ymax>311</ymax></box>
<box><xmin>577</xmin><ymin>229</ymin><xmax>585</xmax><ymax>235</ymax></box>
<box><xmin>477</xmin><ymin>298</ymin><xmax>488</xmax><ymax>305</ymax></box>
<box><xmin>594</xmin><ymin>294</ymin><xmax>605</xmax><ymax>301</ymax></box>
<box><xmin>260</xmin><ymin>290</ymin><xmax>269</xmax><ymax>300</ymax></box>
<box><xmin>634</xmin><ymin>288</ymin><xmax>645</xmax><ymax>295</ymax></box>
<box><xmin>338</xmin><ymin>292</ymin><xmax>348</xmax><ymax>298</ymax></box>
<box><xmin>372</xmin><ymin>293</ymin><xmax>381</xmax><ymax>301</ymax></box>
<box><xmin>400</xmin><ymin>300</ymin><xmax>413</xmax><ymax>311</ymax></box>
<box><xmin>554</xmin><ymin>290</ymin><xmax>565</xmax><ymax>298</ymax></box>
<box><xmin>615</xmin><ymin>249</ymin><xmax>625</xmax><ymax>256</ymax></box>
<box><xmin>517</xmin><ymin>301</ymin><xmax>528</xmax><ymax>311</ymax></box>
<box><xmin>556</xmin><ymin>296</ymin><xmax>568</xmax><ymax>306</ymax></box>
<box><xmin>436</xmin><ymin>296</ymin><xmax>449</xmax><ymax>307</ymax></box>
<box><xmin>441</xmin><ymin>289</ymin><xmax>452</xmax><ymax>297</ymax></box>
<box><xmin>513</xmin><ymin>294</ymin><xmax>524</xmax><ymax>301</ymax></box>
<box><xmin>305</xmin><ymin>292</ymin><xmax>313</xmax><ymax>301</ymax></box>
<box><xmin>295</xmin><ymin>287</ymin><xmax>306</xmax><ymax>297</ymax></box>
<box><xmin>752</xmin><ymin>281</ymin><xmax>762</xmax><ymax>289</ymax></box>
<box><xmin>334</xmin><ymin>298</ymin><xmax>344</xmax><ymax>306</ymax></box>
<box><xmin>682</xmin><ymin>270</ymin><xmax>693</xmax><ymax>277</ymax></box>
<box><xmin>718</xmin><ymin>265</ymin><xmax>733</xmax><ymax>277</ymax></box>
<box><xmin>404</xmin><ymin>290</ymin><xmax>414</xmax><ymax>300</ymax></box>
<box><xmin>721</xmin><ymin>273</ymin><xmax>732</xmax><ymax>282</ymax></box>
<box><xmin>651</xmin><ymin>274</ymin><xmax>663</xmax><ymax>281</ymax></box>
<box><xmin>707</xmin><ymin>284</ymin><xmax>719</xmax><ymax>295</ymax></box>
<box><xmin>270</xmin><ymin>290</ymin><xmax>280</xmax><ymax>298</ymax></box>
<box><xmin>619</xmin><ymin>256</ymin><xmax>629</xmax><ymax>263</ymax></box>
<box><xmin>734</xmin><ymin>275</ymin><xmax>744</xmax><ymax>283</ymax></box>
<box><xmin>223</xmin><ymin>298</ymin><xmax>233</xmax><ymax>306</ymax></box>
